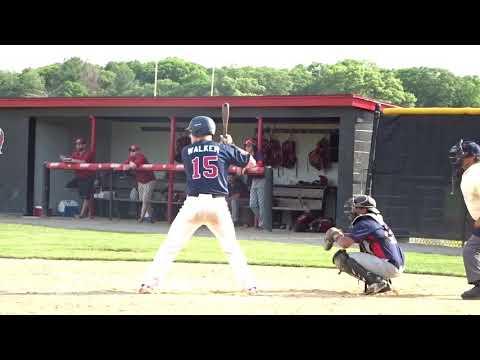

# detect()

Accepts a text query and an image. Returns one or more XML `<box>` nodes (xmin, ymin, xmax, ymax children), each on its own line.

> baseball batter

<box><xmin>138</xmin><ymin>116</ymin><xmax>257</xmax><ymax>295</ymax></box>
<box><xmin>449</xmin><ymin>139</ymin><xmax>480</xmax><ymax>300</ymax></box>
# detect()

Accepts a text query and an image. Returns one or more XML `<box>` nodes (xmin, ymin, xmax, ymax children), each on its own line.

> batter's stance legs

<box><xmin>207</xmin><ymin>199</ymin><xmax>256</xmax><ymax>290</ymax></box>
<box><xmin>141</xmin><ymin>205</ymin><xmax>199</xmax><ymax>289</ymax></box>
<box><xmin>140</xmin><ymin>197</ymin><xmax>256</xmax><ymax>293</ymax></box>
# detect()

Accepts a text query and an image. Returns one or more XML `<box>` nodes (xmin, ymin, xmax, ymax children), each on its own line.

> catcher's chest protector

<box><xmin>281</xmin><ymin>139</ymin><xmax>297</xmax><ymax>168</ymax></box>
<box><xmin>352</xmin><ymin>213</ymin><xmax>396</xmax><ymax>252</ymax></box>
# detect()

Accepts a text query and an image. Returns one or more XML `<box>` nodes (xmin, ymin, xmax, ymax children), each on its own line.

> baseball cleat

<box><xmin>245</xmin><ymin>287</ymin><xmax>257</xmax><ymax>295</ymax></box>
<box><xmin>461</xmin><ymin>284</ymin><xmax>480</xmax><ymax>300</ymax></box>
<box><xmin>365</xmin><ymin>281</ymin><xmax>391</xmax><ymax>295</ymax></box>
<box><xmin>138</xmin><ymin>284</ymin><xmax>153</xmax><ymax>294</ymax></box>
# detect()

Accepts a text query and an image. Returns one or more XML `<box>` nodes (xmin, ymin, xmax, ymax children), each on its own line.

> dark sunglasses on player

<box><xmin>129</xmin><ymin>148</ymin><xmax>136</xmax><ymax>152</ymax></box>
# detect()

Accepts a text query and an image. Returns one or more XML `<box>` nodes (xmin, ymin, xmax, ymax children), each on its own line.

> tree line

<box><xmin>1</xmin><ymin>57</ymin><xmax>479</xmax><ymax>107</ymax></box>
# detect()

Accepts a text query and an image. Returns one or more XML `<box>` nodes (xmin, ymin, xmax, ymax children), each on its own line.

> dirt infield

<box><xmin>0</xmin><ymin>258</ymin><xmax>478</xmax><ymax>314</ymax></box>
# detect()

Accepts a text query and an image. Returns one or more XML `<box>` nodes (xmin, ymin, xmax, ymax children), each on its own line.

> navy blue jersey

<box><xmin>181</xmin><ymin>140</ymin><xmax>250</xmax><ymax>196</ymax></box>
<box><xmin>349</xmin><ymin>215</ymin><xmax>405</xmax><ymax>269</ymax></box>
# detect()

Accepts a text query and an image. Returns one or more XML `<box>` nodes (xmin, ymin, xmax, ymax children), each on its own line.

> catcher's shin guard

<box><xmin>332</xmin><ymin>250</ymin><xmax>388</xmax><ymax>291</ymax></box>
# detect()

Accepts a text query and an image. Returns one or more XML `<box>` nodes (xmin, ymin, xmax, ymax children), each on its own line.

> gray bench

<box><xmin>272</xmin><ymin>184</ymin><xmax>326</xmax><ymax>229</ymax></box>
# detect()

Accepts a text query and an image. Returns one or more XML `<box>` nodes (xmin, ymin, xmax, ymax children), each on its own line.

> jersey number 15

<box><xmin>192</xmin><ymin>156</ymin><xmax>219</xmax><ymax>179</ymax></box>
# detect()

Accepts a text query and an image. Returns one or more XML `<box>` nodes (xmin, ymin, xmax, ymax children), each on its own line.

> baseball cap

<box><xmin>244</xmin><ymin>138</ymin><xmax>257</xmax><ymax>146</ymax></box>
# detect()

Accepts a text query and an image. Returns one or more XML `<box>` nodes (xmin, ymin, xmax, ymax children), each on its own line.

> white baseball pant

<box><xmin>141</xmin><ymin>194</ymin><xmax>256</xmax><ymax>290</ymax></box>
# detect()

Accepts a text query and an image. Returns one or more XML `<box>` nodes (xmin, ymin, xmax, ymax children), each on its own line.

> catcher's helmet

<box><xmin>344</xmin><ymin>194</ymin><xmax>380</xmax><ymax>222</ymax></box>
<box><xmin>448</xmin><ymin>139</ymin><xmax>480</xmax><ymax>168</ymax></box>
<box><xmin>186</xmin><ymin>116</ymin><xmax>216</xmax><ymax>136</ymax></box>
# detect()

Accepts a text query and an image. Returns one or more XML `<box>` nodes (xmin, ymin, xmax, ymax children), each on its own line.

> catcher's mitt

<box><xmin>324</xmin><ymin>227</ymin><xmax>344</xmax><ymax>251</ymax></box>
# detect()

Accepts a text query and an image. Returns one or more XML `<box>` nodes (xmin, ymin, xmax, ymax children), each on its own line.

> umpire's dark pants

<box><xmin>463</xmin><ymin>234</ymin><xmax>480</xmax><ymax>284</ymax></box>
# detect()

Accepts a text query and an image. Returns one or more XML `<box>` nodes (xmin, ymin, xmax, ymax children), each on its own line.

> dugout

<box><xmin>370</xmin><ymin>108</ymin><xmax>480</xmax><ymax>242</ymax></box>
<box><xmin>0</xmin><ymin>95</ymin><xmax>394</xmax><ymax>230</ymax></box>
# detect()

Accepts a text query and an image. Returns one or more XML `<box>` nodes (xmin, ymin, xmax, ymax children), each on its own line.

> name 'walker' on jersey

<box><xmin>181</xmin><ymin>140</ymin><xmax>250</xmax><ymax>196</ymax></box>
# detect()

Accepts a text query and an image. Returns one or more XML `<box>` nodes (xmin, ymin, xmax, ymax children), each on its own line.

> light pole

<box><xmin>154</xmin><ymin>61</ymin><xmax>158</xmax><ymax>97</ymax></box>
<box><xmin>210</xmin><ymin>66</ymin><xmax>215</xmax><ymax>96</ymax></box>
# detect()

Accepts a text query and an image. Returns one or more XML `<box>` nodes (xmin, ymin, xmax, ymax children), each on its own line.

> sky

<box><xmin>1</xmin><ymin>45</ymin><xmax>480</xmax><ymax>76</ymax></box>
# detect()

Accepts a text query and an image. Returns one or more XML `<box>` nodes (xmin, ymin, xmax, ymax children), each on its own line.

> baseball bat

<box><xmin>222</xmin><ymin>102</ymin><xmax>230</xmax><ymax>137</ymax></box>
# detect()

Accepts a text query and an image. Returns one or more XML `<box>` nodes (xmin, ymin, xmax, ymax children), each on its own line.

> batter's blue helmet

<box><xmin>449</xmin><ymin>139</ymin><xmax>480</xmax><ymax>167</ymax></box>
<box><xmin>186</xmin><ymin>116</ymin><xmax>216</xmax><ymax>136</ymax></box>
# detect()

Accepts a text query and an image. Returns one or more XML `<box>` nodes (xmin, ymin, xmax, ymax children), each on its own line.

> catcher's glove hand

<box><xmin>324</xmin><ymin>227</ymin><xmax>344</xmax><ymax>251</ymax></box>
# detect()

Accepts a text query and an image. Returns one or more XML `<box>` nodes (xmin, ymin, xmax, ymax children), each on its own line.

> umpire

<box><xmin>449</xmin><ymin>139</ymin><xmax>480</xmax><ymax>300</ymax></box>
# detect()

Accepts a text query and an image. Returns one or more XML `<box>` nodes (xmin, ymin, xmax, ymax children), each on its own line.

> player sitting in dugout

<box><xmin>323</xmin><ymin>195</ymin><xmax>406</xmax><ymax>295</ymax></box>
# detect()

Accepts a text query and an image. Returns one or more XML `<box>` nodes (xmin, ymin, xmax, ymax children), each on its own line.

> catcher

<box><xmin>324</xmin><ymin>195</ymin><xmax>406</xmax><ymax>295</ymax></box>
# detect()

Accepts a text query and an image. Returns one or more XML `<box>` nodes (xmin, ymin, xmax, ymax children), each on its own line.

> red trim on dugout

<box><xmin>89</xmin><ymin>115</ymin><xmax>96</xmax><ymax>156</ymax></box>
<box><xmin>44</xmin><ymin>162</ymin><xmax>265</xmax><ymax>175</ymax></box>
<box><xmin>0</xmin><ymin>95</ymin><xmax>397</xmax><ymax>111</ymax></box>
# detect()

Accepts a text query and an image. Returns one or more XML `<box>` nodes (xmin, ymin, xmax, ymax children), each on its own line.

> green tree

<box><xmin>308</xmin><ymin>60</ymin><xmax>416</xmax><ymax>106</ymax></box>
<box><xmin>396</xmin><ymin>67</ymin><xmax>459</xmax><ymax>107</ymax></box>
<box><xmin>37</xmin><ymin>58</ymin><xmax>102</xmax><ymax>96</ymax></box>
<box><xmin>17</xmin><ymin>69</ymin><xmax>46</xmax><ymax>96</ymax></box>
<box><xmin>453</xmin><ymin>76</ymin><xmax>480</xmax><ymax>107</ymax></box>
<box><xmin>55</xmin><ymin>81</ymin><xmax>89</xmax><ymax>97</ymax></box>
<box><xmin>37</xmin><ymin>64</ymin><xmax>62</xmax><ymax>95</ymax></box>
<box><xmin>127</xmin><ymin>60</ymin><xmax>156</xmax><ymax>84</ymax></box>
<box><xmin>288</xmin><ymin>65</ymin><xmax>315</xmax><ymax>95</ymax></box>
<box><xmin>155</xmin><ymin>57</ymin><xmax>211</xmax><ymax>96</ymax></box>
<box><xmin>0</xmin><ymin>71</ymin><xmax>20</xmax><ymax>96</ymax></box>
<box><xmin>103</xmin><ymin>62</ymin><xmax>141</xmax><ymax>95</ymax></box>
<box><xmin>214</xmin><ymin>67</ymin><xmax>266</xmax><ymax>96</ymax></box>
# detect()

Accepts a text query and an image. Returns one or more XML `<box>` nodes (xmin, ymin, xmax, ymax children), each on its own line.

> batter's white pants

<box><xmin>349</xmin><ymin>252</ymin><xmax>404</xmax><ymax>280</ymax></box>
<box><xmin>142</xmin><ymin>195</ymin><xmax>256</xmax><ymax>290</ymax></box>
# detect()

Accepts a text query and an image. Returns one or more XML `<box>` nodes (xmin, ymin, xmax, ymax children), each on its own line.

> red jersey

<box><xmin>124</xmin><ymin>152</ymin><xmax>156</xmax><ymax>184</ymax></box>
<box><xmin>71</xmin><ymin>150</ymin><xmax>95</xmax><ymax>178</ymax></box>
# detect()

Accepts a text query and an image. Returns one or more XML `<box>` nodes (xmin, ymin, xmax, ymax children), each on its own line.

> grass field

<box><xmin>0</xmin><ymin>223</ymin><xmax>466</xmax><ymax>277</ymax></box>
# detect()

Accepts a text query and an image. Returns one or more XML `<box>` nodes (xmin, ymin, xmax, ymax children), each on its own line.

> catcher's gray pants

<box><xmin>250</xmin><ymin>178</ymin><xmax>266</xmax><ymax>227</ymax></box>
<box><xmin>350</xmin><ymin>252</ymin><xmax>404</xmax><ymax>280</ymax></box>
<box><xmin>463</xmin><ymin>234</ymin><xmax>480</xmax><ymax>284</ymax></box>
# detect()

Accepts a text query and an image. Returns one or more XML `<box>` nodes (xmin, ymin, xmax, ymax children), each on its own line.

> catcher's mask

<box><xmin>344</xmin><ymin>194</ymin><xmax>380</xmax><ymax>222</ymax></box>
<box><xmin>448</xmin><ymin>139</ymin><xmax>480</xmax><ymax>176</ymax></box>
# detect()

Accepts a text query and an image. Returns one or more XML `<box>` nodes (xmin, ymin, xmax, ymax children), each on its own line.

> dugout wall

<box><xmin>370</xmin><ymin>108</ymin><xmax>480</xmax><ymax>242</ymax></box>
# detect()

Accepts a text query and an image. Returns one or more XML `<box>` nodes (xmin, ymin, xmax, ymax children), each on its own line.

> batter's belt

<box><xmin>187</xmin><ymin>193</ymin><xmax>227</xmax><ymax>198</ymax></box>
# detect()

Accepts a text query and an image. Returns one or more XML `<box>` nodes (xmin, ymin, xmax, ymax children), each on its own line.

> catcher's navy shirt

<box><xmin>350</xmin><ymin>217</ymin><xmax>405</xmax><ymax>269</ymax></box>
<box><xmin>181</xmin><ymin>140</ymin><xmax>250</xmax><ymax>196</ymax></box>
